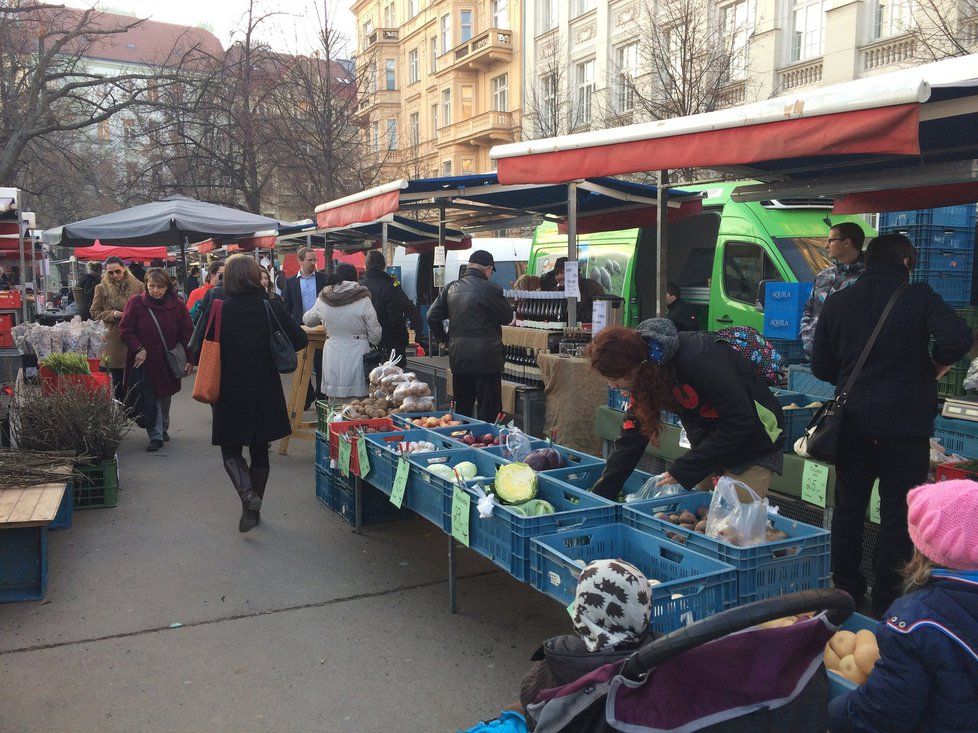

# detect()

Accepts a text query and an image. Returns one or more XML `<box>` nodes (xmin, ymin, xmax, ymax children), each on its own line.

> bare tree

<box><xmin>522</xmin><ymin>37</ymin><xmax>573</xmax><ymax>139</ymax></box>
<box><xmin>910</xmin><ymin>0</ymin><xmax>978</xmax><ymax>60</ymax></box>
<box><xmin>0</xmin><ymin>1</ymin><xmax>206</xmax><ymax>184</ymax></box>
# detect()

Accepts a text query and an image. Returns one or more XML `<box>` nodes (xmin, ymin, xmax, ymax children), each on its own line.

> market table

<box><xmin>0</xmin><ymin>478</ymin><xmax>68</xmax><ymax>602</ymax></box>
<box><xmin>278</xmin><ymin>326</ymin><xmax>326</xmax><ymax>455</ymax></box>
<box><xmin>538</xmin><ymin>353</ymin><xmax>608</xmax><ymax>456</ymax></box>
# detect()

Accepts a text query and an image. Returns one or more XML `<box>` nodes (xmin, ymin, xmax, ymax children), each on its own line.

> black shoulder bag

<box><xmin>264</xmin><ymin>299</ymin><xmax>299</xmax><ymax>374</ymax></box>
<box><xmin>795</xmin><ymin>283</ymin><xmax>906</xmax><ymax>464</ymax></box>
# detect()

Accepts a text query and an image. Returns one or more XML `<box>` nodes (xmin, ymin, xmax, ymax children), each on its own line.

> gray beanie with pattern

<box><xmin>636</xmin><ymin>318</ymin><xmax>680</xmax><ymax>365</ymax></box>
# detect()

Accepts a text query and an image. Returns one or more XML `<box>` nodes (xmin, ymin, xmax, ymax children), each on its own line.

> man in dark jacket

<box><xmin>282</xmin><ymin>246</ymin><xmax>327</xmax><ymax>324</ymax></box>
<box><xmin>77</xmin><ymin>262</ymin><xmax>101</xmax><ymax>320</ymax></box>
<box><xmin>360</xmin><ymin>250</ymin><xmax>423</xmax><ymax>364</ymax></box>
<box><xmin>428</xmin><ymin>250</ymin><xmax>514</xmax><ymax>421</ymax></box>
<box><xmin>544</xmin><ymin>257</ymin><xmax>606</xmax><ymax>323</ymax></box>
<box><xmin>812</xmin><ymin>233</ymin><xmax>973</xmax><ymax>615</ymax></box>
<box><xmin>665</xmin><ymin>282</ymin><xmax>700</xmax><ymax>332</ymax></box>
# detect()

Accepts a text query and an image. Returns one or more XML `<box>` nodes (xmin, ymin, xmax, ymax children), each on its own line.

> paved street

<box><xmin>0</xmin><ymin>385</ymin><xmax>566</xmax><ymax>732</ymax></box>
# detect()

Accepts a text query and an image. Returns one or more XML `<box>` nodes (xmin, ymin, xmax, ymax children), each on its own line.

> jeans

<box><xmin>453</xmin><ymin>373</ymin><xmax>502</xmax><ymax>423</ymax></box>
<box><xmin>831</xmin><ymin>434</ymin><xmax>929</xmax><ymax>610</ymax></box>
<box><xmin>147</xmin><ymin>396</ymin><xmax>172</xmax><ymax>442</ymax></box>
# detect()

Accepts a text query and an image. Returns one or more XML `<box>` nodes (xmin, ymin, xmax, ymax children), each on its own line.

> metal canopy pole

<box><xmin>16</xmin><ymin>194</ymin><xmax>27</xmax><ymax>322</ymax></box>
<box><xmin>181</xmin><ymin>236</ymin><xmax>189</xmax><ymax>295</ymax></box>
<box><xmin>656</xmin><ymin>171</ymin><xmax>669</xmax><ymax>317</ymax></box>
<box><xmin>567</xmin><ymin>181</ymin><xmax>578</xmax><ymax>327</ymax></box>
<box><xmin>382</xmin><ymin>221</ymin><xmax>390</xmax><ymax>264</ymax></box>
<box><xmin>27</xmin><ymin>214</ymin><xmax>36</xmax><ymax>312</ymax></box>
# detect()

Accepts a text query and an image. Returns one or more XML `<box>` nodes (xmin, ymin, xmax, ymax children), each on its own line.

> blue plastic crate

<box><xmin>529</xmin><ymin>523</ymin><xmax>738</xmax><ymax>634</ymax></box>
<box><xmin>607</xmin><ymin>387</ymin><xmax>630</xmax><ymax>412</ymax></box>
<box><xmin>914</xmin><ymin>246</ymin><xmax>974</xmax><ymax>273</ymax></box>
<box><xmin>828</xmin><ymin>613</ymin><xmax>879</xmax><ymax>700</ymax></box>
<box><xmin>428</xmin><ymin>423</ymin><xmax>508</xmax><ymax>449</ymax></box>
<box><xmin>315</xmin><ymin>465</ymin><xmax>339</xmax><ymax>510</ymax></box>
<box><xmin>315</xmin><ymin>431</ymin><xmax>331</xmax><ymax>472</ymax></box>
<box><xmin>49</xmin><ymin>483</ymin><xmax>72</xmax><ymax>531</ymax></box>
<box><xmin>363</xmin><ymin>429</ymin><xmax>460</xmax><ymax>491</ymax></box>
<box><xmin>768</xmin><ymin>338</ymin><xmax>807</xmax><ymax>365</ymax></box>
<box><xmin>623</xmin><ymin>492</ymin><xmax>831</xmax><ymax>605</ymax></box>
<box><xmin>332</xmin><ymin>472</ymin><xmax>414</xmax><ymax>525</ymax></box>
<box><xmin>485</xmin><ymin>440</ymin><xmax>604</xmax><ymax>472</ymax></box>
<box><xmin>404</xmin><ymin>450</ymin><xmax>501</xmax><ymax>530</ymax></box>
<box><xmin>787</xmin><ymin>365</ymin><xmax>836</xmax><ymax>399</ymax></box>
<box><xmin>0</xmin><ymin>526</ymin><xmax>48</xmax><ymax>603</ymax></box>
<box><xmin>763</xmin><ymin>310</ymin><xmax>806</xmax><ymax>340</ymax></box>
<box><xmin>764</xmin><ymin>282</ymin><xmax>811</xmax><ymax>313</ymax></box>
<box><xmin>661</xmin><ymin>411</ymin><xmax>681</xmax><ymax>427</ymax></box>
<box><xmin>912</xmin><ymin>268</ymin><xmax>972</xmax><ymax>306</ymax></box>
<box><xmin>932</xmin><ymin>415</ymin><xmax>978</xmax><ymax>458</ymax></box>
<box><xmin>880</xmin><ymin>223</ymin><xmax>975</xmax><ymax>251</ymax></box>
<box><xmin>547</xmin><ymin>463</ymin><xmax>654</xmax><ymax>509</ymax></box>
<box><xmin>772</xmin><ymin>390</ymin><xmax>828</xmax><ymax>450</ymax></box>
<box><xmin>391</xmin><ymin>412</ymin><xmax>487</xmax><ymax>429</ymax></box>
<box><xmin>460</xmin><ymin>476</ymin><xmax>617</xmax><ymax>580</ymax></box>
<box><xmin>880</xmin><ymin>205</ymin><xmax>976</xmax><ymax>231</ymax></box>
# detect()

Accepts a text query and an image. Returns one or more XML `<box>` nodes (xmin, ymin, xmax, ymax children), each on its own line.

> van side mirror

<box><xmin>756</xmin><ymin>280</ymin><xmax>770</xmax><ymax>311</ymax></box>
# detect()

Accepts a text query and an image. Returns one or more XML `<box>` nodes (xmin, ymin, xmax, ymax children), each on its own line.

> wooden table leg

<box><xmin>279</xmin><ymin>342</ymin><xmax>314</xmax><ymax>455</ymax></box>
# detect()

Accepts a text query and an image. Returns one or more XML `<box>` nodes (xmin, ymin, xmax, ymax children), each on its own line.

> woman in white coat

<box><xmin>302</xmin><ymin>264</ymin><xmax>383</xmax><ymax>398</ymax></box>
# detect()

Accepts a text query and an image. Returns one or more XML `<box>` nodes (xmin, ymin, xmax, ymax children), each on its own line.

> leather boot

<box><xmin>250</xmin><ymin>467</ymin><xmax>270</xmax><ymax>525</ymax></box>
<box><xmin>223</xmin><ymin>456</ymin><xmax>261</xmax><ymax>532</ymax></box>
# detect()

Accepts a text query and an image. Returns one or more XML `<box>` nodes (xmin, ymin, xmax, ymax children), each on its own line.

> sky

<box><xmin>63</xmin><ymin>0</ymin><xmax>357</xmax><ymax>56</ymax></box>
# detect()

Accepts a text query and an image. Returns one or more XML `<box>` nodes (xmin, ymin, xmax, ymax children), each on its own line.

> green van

<box><xmin>528</xmin><ymin>180</ymin><xmax>874</xmax><ymax>331</ymax></box>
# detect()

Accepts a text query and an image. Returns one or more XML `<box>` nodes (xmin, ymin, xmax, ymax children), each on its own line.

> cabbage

<box><xmin>427</xmin><ymin>464</ymin><xmax>456</xmax><ymax>481</ymax></box>
<box><xmin>494</xmin><ymin>463</ymin><xmax>538</xmax><ymax>504</ymax></box>
<box><xmin>454</xmin><ymin>461</ymin><xmax>478</xmax><ymax>480</ymax></box>
<box><xmin>507</xmin><ymin>499</ymin><xmax>555</xmax><ymax>517</ymax></box>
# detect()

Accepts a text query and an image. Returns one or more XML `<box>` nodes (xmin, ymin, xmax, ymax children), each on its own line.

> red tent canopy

<box><xmin>280</xmin><ymin>250</ymin><xmax>365</xmax><ymax>277</ymax></box>
<box><xmin>75</xmin><ymin>242</ymin><xmax>168</xmax><ymax>262</ymax></box>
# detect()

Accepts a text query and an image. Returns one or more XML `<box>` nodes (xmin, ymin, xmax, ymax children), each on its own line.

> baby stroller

<box><xmin>525</xmin><ymin>588</ymin><xmax>853</xmax><ymax>733</ymax></box>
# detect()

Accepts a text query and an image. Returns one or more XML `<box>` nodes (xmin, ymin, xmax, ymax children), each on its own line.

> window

<box><xmin>874</xmin><ymin>0</ymin><xmax>912</xmax><ymax>38</ymax></box>
<box><xmin>790</xmin><ymin>0</ymin><xmax>825</xmax><ymax>62</ymax></box>
<box><xmin>97</xmin><ymin>120</ymin><xmax>111</xmax><ymax>141</ymax></box>
<box><xmin>575</xmin><ymin>0</ymin><xmax>595</xmax><ymax>16</ymax></box>
<box><xmin>385</xmin><ymin>59</ymin><xmax>396</xmax><ymax>90</ymax></box>
<box><xmin>460</xmin><ymin>10</ymin><xmax>473</xmax><ymax>42</ymax></box>
<box><xmin>491</xmin><ymin>73</ymin><xmax>509</xmax><ymax>111</ymax></box>
<box><xmin>408</xmin><ymin>0</ymin><xmax>419</xmax><ymax>18</ymax></box>
<box><xmin>431</xmin><ymin>102</ymin><xmax>439</xmax><ymax>137</ymax></box>
<box><xmin>386</xmin><ymin>118</ymin><xmax>398</xmax><ymax>150</ymax></box>
<box><xmin>440</xmin><ymin>14</ymin><xmax>451</xmax><ymax>52</ymax></box>
<box><xmin>442</xmin><ymin>159</ymin><xmax>453</xmax><ymax>176</ymax></box>
<box><xmin>370</xmin><ymin>121</ymin><xmax>380</xmax><ymax>152</ymax></box>
<box><xmin>383</xmin><ymin>1</ymin><xmax>396</xmax><ymax>27</ymax></box>
<box><xmin>574</xmin><ymin>59</ymin><xmax>595</xmax><ymax>127</ymax></box>
<box><xmin>442</xmin><ymin>88</ymin><xmax>452</xmax><ymax>125</ymax></box>
<box><xmin>362</xmin><ymin>19</ymin><xmax>374</xmax><ymax>48</ymax></box>
<box><xmin>409</xmin><ymin>111</ymin><xmax>420</xmax><ymax>146</ymax></box>
<box><xmin>722</xmin><ymin>242</ymin><xmax>782</xmax><ymax>305</ymax></box>
<box><xmin>539</xmin><ymin>0</ymin><xmax>557</xmax><ymax>30</ymax></box>
<box><xmin>664</xmin><ymin>27</ymin><xmax>683</xmax><ymax>79</ymax></box>
<box><xmin>430</xmin><ymin>36</ymin><xmax>439</xmax><ymax>72</ymax></box>
<box><xmin>408</xmin><ymin>49</ymin><xmax>419</xmax><ymax>83</ymax></box>
<box><xmin>721</xmin><ymin>0</ymin><xmax>755</xmax><ymax>80</ymax></box>
<box><xmin>491</xmin><ymin>0</ymin><xmax>509</xmax><ymax>29</ymax></box>
<box><xmin>460</xmin><ymin>84</ymin><xmax>473</xmax><ymax>118</ymax></box>
<box><xmin>614</xmin><ymin>42</ymin><xmax>638</xmax><ymax>112</ymax></box>
<box><xmin>538</xmin><ymin>73</ymin><xmax>557</xmax><ymax>135</ymax></box>
<box><xmin>123</xmin><ymin>118</ymin><xmax>136</xmax><ymax>140</ymax></box>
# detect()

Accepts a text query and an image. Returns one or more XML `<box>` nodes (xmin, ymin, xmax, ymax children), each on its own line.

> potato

<box><xmin>838</xmin><ymin>654</ymin><xmax>868</xmax><ymax>685</ymax></box>
<box><xmin>854</xmin><ymin>631</ymin><xmax>880</xmax><ymax>676</ymax></box>
<box><xmin>668</xmin><ymin>514</ymin><xmax>680</xmax><ymax>524</ymax></box>
<box><xmin>678</xmin><ymin>510</ymin><xmax>697</xmax><ymax>525</ymax></box>
<box><xmin>694</xmin><ymin>519</ymin><xmax>708</xmax><ymax>533</ymax></box>
<box><xmin>829</xmin><ymin>630</ymin><xmax>857</xmax><ymax>658</ymax></box>
<box><xmin>695</xmin><ymin>506</ymin><xmax>708</xmax><ymax>520</ymax></box>
<box><xmin>824</xmin><ymin>641</ymin><xmax>842</xmax><ymax>671</ymax></box>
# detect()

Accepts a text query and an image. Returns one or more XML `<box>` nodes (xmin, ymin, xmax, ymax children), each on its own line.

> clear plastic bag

<box><xmin>705</xmin><ymin>476</ymin><xmax>769</xmax><ymax>547</ymax></box>
<box><xmin>964</xmin><ymin>357</ymin><xmax>978</xmax><ymax>391</ymax></box>
<box><xmin>623</xmin><ymin>474</ymin><xmax>690</xmax><ymax>503</ymax></box>
<box><xmin>503</xmin><ymin>422</ymin><xmax>532</xmax><ymax>462</ymax></box>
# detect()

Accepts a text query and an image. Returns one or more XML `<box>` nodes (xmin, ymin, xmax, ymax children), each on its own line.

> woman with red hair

<box><xmin>587</xmin><ymin>319</ymin><xmax>786</xmax><ymax>500</ymax></box>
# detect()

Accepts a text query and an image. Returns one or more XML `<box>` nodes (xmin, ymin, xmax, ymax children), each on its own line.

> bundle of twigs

<box><xmin>0</xmin><ymin>450</ymin><xmax>78</xmax><ymax>487</ymax></box>
<box><xmin>11</xmin><ymin>383</ymin><xmax>133</xmax><ymax>462</ymax></box>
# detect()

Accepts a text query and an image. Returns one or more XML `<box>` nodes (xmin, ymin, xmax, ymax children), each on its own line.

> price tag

<box><xmin>390</xmin><ymin>458</ymin><xmax>410</xmax><ymax>508</ymax></box>
<box><xmin>356</xmin><ymin>438</ymin><xmax>371</xmax><ymax>478</ymax></box>
<box><xmin>801</xmin><ymin>460</ymin><xmax>829</xmax><ymax>508</ymax></box>
<box><xmin>566</xmin><ymin>599</ymin><xmax>576</xmax><ymax>619</ymax></box>
<box><xmin>563</xmin><ymin>261</ymin><xmax>581</xmax><ymax>299</ymax></box>
<box><xmin>338</xmin><ymin>439</ymin><xmax>352</xmax><ymax>478</ymax></box>
<box><xmin>678</xmin><ymin>428</ymin><xmax>691</xmax><ymax>449</ymax></box>
<box><xmin>451</xmin><ymin>485</ymin><xmax>470</xmax><ymax>547</ymax></box>
<box><xmin>869</xmin><ymin>479</ymin><xmax>881</xmax><ymax>524</ymax></box>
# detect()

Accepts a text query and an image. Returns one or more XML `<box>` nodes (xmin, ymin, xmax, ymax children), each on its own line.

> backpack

<box><xmin>714</xmin><ymin>326</ymin><xmax>785</xmax><ymax>387</ymax></box>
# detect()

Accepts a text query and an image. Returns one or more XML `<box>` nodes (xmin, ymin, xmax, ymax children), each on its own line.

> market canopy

<box><xmin>74</xmin><ymin>242</ymin><xmax>169</xmax><ymax>262</ymax></box>
<box><xmin>42</xmin><ymin>195</ymin><xmax>284</xmax><ymax>247</ymax></box>
<box><xmin>313</xmin><ymin>173</ymin><xmax>701</xmax><ymax>236</ymax></box>
<box><xmin>490</xmin><ymin>53</ymin><xmax>978</xmax><ymax>214</ymax></box>
<box><xmin>278</xmin><ymin>217</ymin><xmax>471</xmax><ymax>253</ymax></box>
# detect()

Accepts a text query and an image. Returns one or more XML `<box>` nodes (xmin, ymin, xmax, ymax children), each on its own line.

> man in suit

<box><xmin>282</xmin><ymin>246</ymin><xmax>327</xmax><ymax>408</ymax></box>
<box><xmin>283</xmin><ymin>246</ymin><xmax>327</xmax><ymax>323</ymax></box>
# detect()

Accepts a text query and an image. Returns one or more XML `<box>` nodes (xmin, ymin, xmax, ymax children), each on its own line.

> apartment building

<box><xmin>523</xmin><ymin>0</ymin><xmax>978</xmax><ymax>138</ymax></box>
<box><xmin>351</xmin><ymin>0</ymin><xmax>522</xmax><ymax>179</ymax></box>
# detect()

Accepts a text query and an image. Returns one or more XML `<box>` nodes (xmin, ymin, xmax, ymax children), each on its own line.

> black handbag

<box><xmin>795</xmin><ymin>283</ymin><xmax>906</xmax><ymax>463</ymax></box>
<box><xmin>363</xmin><ymin>348</ymin><xmax>386</xmax><ymax>373</ymax></box>
<box><xmin>124</xmin><ymin>366</ymin><xmax>158</xmax><ymax>429</ymax></box>
<box><xmin>264</xmin><ymin>300</ymin><xmax>298</xmax><ymax>374</ymax></box>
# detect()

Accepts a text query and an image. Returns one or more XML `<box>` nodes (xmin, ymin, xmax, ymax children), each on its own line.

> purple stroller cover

<box><xmin>529</xmin><ymin>616</ymin><xmax>834</xmax><ymax>733</ymax></box>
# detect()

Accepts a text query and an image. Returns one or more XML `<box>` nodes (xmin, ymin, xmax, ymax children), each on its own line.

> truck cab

<box><xmin>529</xmin><ymin>180</ymin><xmax>874</xmax><ymax>331</ymax></box>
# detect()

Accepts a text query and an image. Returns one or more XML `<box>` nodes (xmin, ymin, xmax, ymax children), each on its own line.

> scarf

<box><xmin>573</xmin><ymin>559</ymin><xmax>652</xmax><ymax>652</ymax></box>
<box><xmin>319</xmin><ymin>280</ymin><xmax>371</xmax><ymax>307</ymax></box>
<box><xmin>99</xmin><ymin>271</ymin><xmax>143</xmax><ymax>310</ymax></box>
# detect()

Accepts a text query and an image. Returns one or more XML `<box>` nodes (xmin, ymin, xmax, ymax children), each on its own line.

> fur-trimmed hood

<box><xmin>319</xmin><ymin>280</ymin><xmax>371</xmax><ymax>307</ymax></box>
<box><xmin>97</xmin><ymin>270</ymin><xmax>144</xmax><ymax>310</ymax></box>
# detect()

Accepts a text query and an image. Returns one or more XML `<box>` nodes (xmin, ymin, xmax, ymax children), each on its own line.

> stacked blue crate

<box><xmin>763</xmin><ymin>282</ymin><xmax>812</xmax><ymax>340</ymax></box>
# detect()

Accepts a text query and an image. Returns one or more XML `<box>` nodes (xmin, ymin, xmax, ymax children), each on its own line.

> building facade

<box><xmin>351</xmin><ymin>0</ymin><xmax>523</xmax><ymax>179</ymax></box>
<box><xmin>522</xmin><ymin>0</ymin><xmax>978</xmax><ymax>139</ymax></box>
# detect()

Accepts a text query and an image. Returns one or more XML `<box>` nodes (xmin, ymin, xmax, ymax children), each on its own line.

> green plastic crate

<box><xmin>73</xmin><ymin>456</ymin><xmax>119</xmax><ymax>509</ymax></box>
<box><xmin>938</xmin><ymin>360</ymin><xmax>970</xmax><ymax>399</ymax></box>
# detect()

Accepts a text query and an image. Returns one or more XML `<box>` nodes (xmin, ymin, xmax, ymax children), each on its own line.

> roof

<box><xmin>489</xmin><ymin>53</ymin><xmax>978</xmax><ymax>213</ymax></box>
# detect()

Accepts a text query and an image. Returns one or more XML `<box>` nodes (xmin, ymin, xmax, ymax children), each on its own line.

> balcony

<box><xmin>778</xmin><ymin>58</ymin><xmax>823</xmax><ymax>92</ymax></box>
<box><xmin>720</xmin><ymin>80</ymin><xmax>747</xmax><ymax>107</ymax></box>
<box><xmin>862</xmin><ymin>34</ymin><xmax>915</xmax><ymax>71</ymax></box>
<box><xmin>439</xmin><ymin>28</ymin><xmax>514</xmax><ymax>73</ymax></box>
<box><xmin>439</xmin><ymin>110</ymin><xmax>514</xmax><ymax>147</ymax></box>
<box><xmin>354</xmin><ymin>89</ymin><xmax>401</xmax><ymax>119</ymax></box>
<box><xmin>362</xmin><ymin>27</ymin><xmax>399</xmax><ymax>50</ymax></box>
<box><xmin>962</xmin><ymin>15</ymin><xmax>978</xmax><ymax>46</ymax></box>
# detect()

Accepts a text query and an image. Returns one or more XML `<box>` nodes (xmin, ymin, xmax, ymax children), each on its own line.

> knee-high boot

<box><xmin>223</xmin><ymin>456</ymin><xmax>261</xmax><ymax>532</ymax></box>
<box><xmin>250</xmin><ymin>467</ymin><xmax>270</xmax><ymax>525</ymax></box>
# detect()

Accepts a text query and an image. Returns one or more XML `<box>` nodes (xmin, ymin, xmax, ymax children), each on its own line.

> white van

<box><xmin>393</xmin><ymin>237</ymin><xmax>531</xmax><ymax>302</ymax></box>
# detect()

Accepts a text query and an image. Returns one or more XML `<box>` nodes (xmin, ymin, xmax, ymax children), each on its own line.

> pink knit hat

<box><xmin>907</xmin><ymin>480</ymin><xmax>978</xmax><ymax>570</ymax></box>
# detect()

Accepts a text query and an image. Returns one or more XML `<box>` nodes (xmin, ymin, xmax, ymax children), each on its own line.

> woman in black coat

<box><xmin>213</xmin><ymin>254</ymin><xmax>308</xmax><ymax>532</ymax></box>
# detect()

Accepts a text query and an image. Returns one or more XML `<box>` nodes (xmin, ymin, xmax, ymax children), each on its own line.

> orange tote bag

<box><xmin>192</xmin><ymin>299</ymin><xmax>223</xmax><ymax>404</ymax></box>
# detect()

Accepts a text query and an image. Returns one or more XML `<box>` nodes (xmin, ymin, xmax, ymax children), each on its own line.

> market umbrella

<box><xmin>74</xmin><ymin>242</ymin><xmax>169</xmax><ymax>262</ymax></box>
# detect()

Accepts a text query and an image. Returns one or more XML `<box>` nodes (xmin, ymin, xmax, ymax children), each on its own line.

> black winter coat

<box><xmin>360</xmin><ymin>269</ymin><xmax>422</xmax><ymax>353</ymax></box>
<box><xmin>427</xmin><ymin>268</ymin><xmax>514</xmax><ymax>375</ymax></box>
<box><xmin>666</xmin><ymin>297</ymin><xmax>700</xmax><ymax>332</ymax></box>
<box><xmin>211</xmin><ymin>294</ymin><xmax>308</xmax><ymax>446</ymax></box>
<box><xmin>593</xmin><ymin>332</ymin><xmax>785</xmax><ymax>497</ymax></box>
<box><xmin>811</xmin><ymin>262</ymin><xmax>973</xmax><ymax>437</ymax></box>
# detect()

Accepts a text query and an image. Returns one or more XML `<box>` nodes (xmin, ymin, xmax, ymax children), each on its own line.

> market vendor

<box><xmin>587</xmin><ymin>319</ymin><xmax>785</xmax><ymax>500</ymax></box>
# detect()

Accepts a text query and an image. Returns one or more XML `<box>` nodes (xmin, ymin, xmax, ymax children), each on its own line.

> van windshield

<box><xmin>773</xmin><ymin>237</ymin><xmax>833</xmax><ymax>281</ymax></box>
